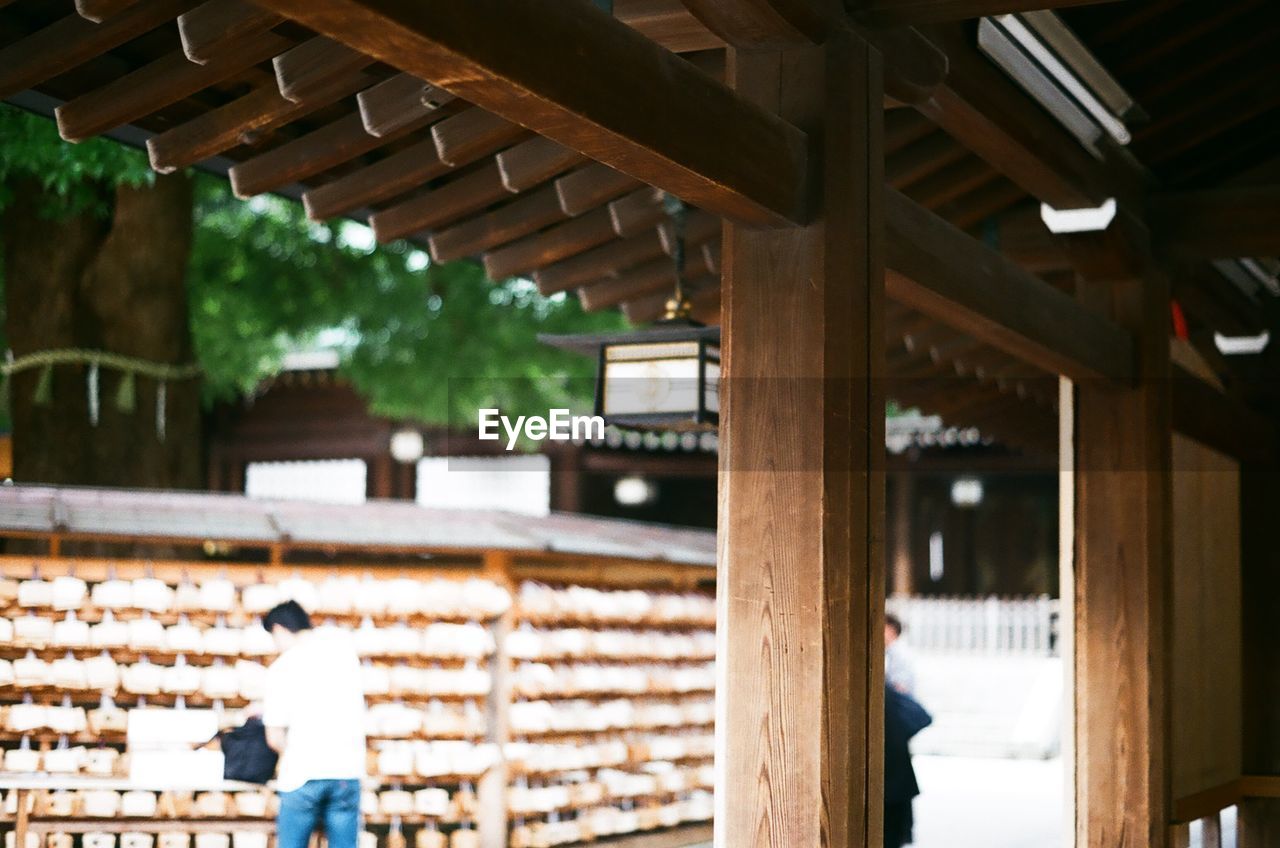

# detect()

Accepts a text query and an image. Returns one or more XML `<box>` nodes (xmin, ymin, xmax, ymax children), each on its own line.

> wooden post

<box><xmin>1058</xmin><ymin>375</ymin><xmax>1076</xmax><ymax>838</ymax></box>
<box><xmin>1201</xmin><ymin>812</ymin><xmax>1223</xmax><ymax>848</ymax></box>
<box><xmin>15</xmin><ymin>788</ymin><xmax>29</xmax><ymax>848</ymax></box>
<box><xmin>368</xmin><ymin>453</ymin><xmax>394</xmax><ymax>499</ymax></box>
<box><xmin>478</xmin><ymin>549</ymin><xmax>514</xmax><ymax>848</ymax></box>
<box><xmin>1239</xmin><ymin>798</ymin><xmax>1280</xmax><ymax>848</ymax></box>
<box><xmin>1073</xmin><ymin>269</ymin><xmax>1173</xmax><ymax>848</ymax></box>
<box><xmin>717</xmin><ymin>28</ymin><xmax>884</xmax><ymax>848</ymax></box>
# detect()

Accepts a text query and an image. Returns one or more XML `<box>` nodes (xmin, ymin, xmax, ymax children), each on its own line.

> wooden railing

<box><xmin>886</xmin><ymin>594</ymin><xmax>1059</xmax><ymax>655</ymax></box>
<box><xmin>1170</xmin><ymin>774</ymin><xmax>1280</xmax><ymax>847</ymax></box>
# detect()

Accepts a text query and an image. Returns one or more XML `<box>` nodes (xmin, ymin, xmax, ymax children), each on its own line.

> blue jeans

<box><xmin>276</xmin><ymin>779</ymin><xmax>361</xmax><ymax>848</ymax></box>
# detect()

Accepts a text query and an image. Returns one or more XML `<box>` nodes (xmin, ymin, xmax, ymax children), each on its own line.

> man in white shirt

<box><xmin>884</xmin><ymin>613</ymin><xmax>918</xmax><ymax>698</ymax></box>
<box><xmin>262</xmin><ymin>601</ymin><xmax>366</xmax><ymax>848</ymax></box>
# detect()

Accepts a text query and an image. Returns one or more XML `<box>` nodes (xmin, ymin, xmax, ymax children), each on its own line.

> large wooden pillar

<box><xmin>716</xmin><ymin>28</ymin><xmax>885</xmax><ymax>848</ymax></box>
<box><xmin>1073</xmin><ymin>269</ymin><xmax>1173</xmax><ymax>848</ymax></box>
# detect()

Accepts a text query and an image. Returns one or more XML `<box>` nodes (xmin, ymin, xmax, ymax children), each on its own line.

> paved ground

<box><xmin>912</xmin><ymin>756</ymin><xmax>1238</xmax><ymax>848</ymax></box>
<box><xmin>912</xmin><ymin>755</ymin><xmax>1066</xmax><ymax>848</ymax></box>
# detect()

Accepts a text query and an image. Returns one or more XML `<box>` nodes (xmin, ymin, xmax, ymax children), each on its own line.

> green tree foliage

<box><xmin>1</xmin><ymin>105</ymin><xmax>628</xmax><ymax>429</ymax></box>
<box><xmin>190</xmin><ymin>183</ymin><xmax>626</xmax><ymax>424</ymax></box>
<box><xmin>0</xmin><ymin>106</ymin><xmax>152</xmax><ymax>214</ymax></box>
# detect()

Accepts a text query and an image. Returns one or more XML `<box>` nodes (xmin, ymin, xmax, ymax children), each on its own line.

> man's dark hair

<box><xmin>885</xmin><ymin>613</ymin><xmax>903</xmax><ymax>637</ymax></box>
<box><xmin>263</xmin><ymin>600</ymin><xmax>312</xmax><ymax>633</ymax></box>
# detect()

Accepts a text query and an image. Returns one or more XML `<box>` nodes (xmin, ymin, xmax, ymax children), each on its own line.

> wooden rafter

<box><xmin>148</xmin><ymin>70</ymin><xmax>376</xmax><ymax>173</ymax></box>
<box><xmin>915</xmin><ymin>25</ymin><xmax>1138</xmax><ymax>209</ymax></box>
<box><xmin>178</xmin><ymin>0</ymin><xmax>282</xmax><ymax>64</ymax></box>
<box><xmin>246</xmin><ymin>0</ymin><xmax>812</xmax><ymax>226</ymax></box>
<box><xmin>884</xmin><ymin>187</ymin><xmax>1135</xmax><ymax>383</ymax></box>
<box><xmin>273</xmin><ymin>36</ymin><xmax>375</xmax><ymax>104</ymax></box>
<box><xmin>74</xmin><ymin>0</ymin><xmax>143</xmax><ymax>21</ymax></box>
<box><xmin>0</xmin><ymin>0</ymin><xmax>196</xmax><ymax>99</ymax></box>
<box><xmin>55</xmin><ymin>32</ymin><xmax>293</xmax><ymax>141</ymax></box>
<box><xmin>357</xmin><ymin>73</ymin><xmax>455</xmax><ymax>137</ymax></box>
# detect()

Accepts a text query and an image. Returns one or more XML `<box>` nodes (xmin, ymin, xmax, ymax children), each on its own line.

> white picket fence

<box><xmin>887</xmin><ymin>594</ymin><xmax>1059</xmax><ymax>656</ymax></box>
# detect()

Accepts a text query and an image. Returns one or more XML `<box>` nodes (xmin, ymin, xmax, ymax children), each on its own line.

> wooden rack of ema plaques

<box><xmin>0</xmin><ymin>536</ymin><xmax>714</xmax><ymax>848</ymax></box>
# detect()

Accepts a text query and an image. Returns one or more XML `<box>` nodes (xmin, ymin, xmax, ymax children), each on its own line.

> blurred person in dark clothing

<box><xmin>885</xmin><ymin>684</ymin><xmax>931</xmax><ymax>848</ymax></box>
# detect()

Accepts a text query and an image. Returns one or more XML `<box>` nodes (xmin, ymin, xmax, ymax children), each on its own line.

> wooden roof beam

<box><xmin>609</xmin><ymin>187</ymin><xmax>667</xmax><ymax>236</ymax></box>
<box><xmin>556</xmin><ymin>164</ymin><xmax>645</xmax><ymax>216</ymax></box>
<box><xmin>247</xmin><ymin>0</ymin><xmax>812</xmax><ymax>226</ymax></box>
<box><xmin>179</xmin><ymin>0</ymin><xmax>283</xmax><ymax>64</ymax></box>
<box><xmin>885</xmin><ymin>187</ymin><xmax>1134</xmax><ymax>384</ymax></box>
<box><xmin>432</xmin><ymin>109</ymin><xmax>530</xmax><ymax>167</ymax></box>
<box><xmin>427</xmin><ymin>181</ymin><xmax>569</xmax><ymax>262</ymax></box>
<box><xmin>0</xmin><ymin>0</ymin><xmax>196</xmax><ymax>99</ymax></box>
<box><xmin>496</xmin><ymin>137</ymin><xmax>589</xmax><ymax>193</ymax></box>
<box><xmin>621</xmin><ymin>276</ymin><xmax>719</xmax><ymax>323</ymax></box>
<box><xmin>357</xmin><ymin>73</ymin><xmax>455</xmax><ymax>137</ymax></box>
<box><xmin>483</xmin><ymin>208</ymin><xmax>620</xmax><ymax>281</ymax></box>
<box><xmin>55</xmin><ymin>31</ymin><xmax>293</xmax><ymax>141</ymax></box>
<box><xmin>371</xmin><ymin>163</ymin><xmax>513</xmax><ymax>243</ymax></box>
<box><xmin>273</xmin><ymin>36</ymin><xmax>376</xmax><ymax>103</ymax></box>
<box><xmin>75</xmin><ymin>0</ymin><xmax>141</xmax><ymax>23</ymax></box>
<box><xmin>230</xmin><ymin>109</ymin><xmax>436</xmax><ymax>199</ymax></box>
<box><xmin>613</xmin><ymin>0</ymin><xmax>726</xmax><ymax>53</ymax></box>
<box><xmin>579</xmin><ymin>236</ymin><xmax>719</xmax><ymax>310</ymax></box>
<box><xmin>913</xmin><ymin>25</ymin><xmax>1139</xmax><ymax>210</ymax></box>
<box><xmin>148</xmin><ymin>69</ymin><xmax>375</xmax><ymax>173</ymax></box>
<box><xmin>533</xmin><ymin>230</ymin><xmax>668</xmax><ymax>295</ymax></box>
<box><xmin>676</xmin><ymin>0</ymin><xmax>947</xmax><ymax>104</ymax></box>
<box><xmin>303</xmin><ymin>137</ymin><xmax>449</xmax><ymax>221</ymax></box>
<box><xmin>1151</xmin><ymin>185</ymin><xmax>1280</xmax><ymax>260</ymax></box>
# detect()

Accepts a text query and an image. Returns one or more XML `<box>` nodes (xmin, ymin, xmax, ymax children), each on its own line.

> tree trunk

<box><xmin>3</xmin><ymin>173</ymin><xmax>202</xmax><ymax>490</ymax></box>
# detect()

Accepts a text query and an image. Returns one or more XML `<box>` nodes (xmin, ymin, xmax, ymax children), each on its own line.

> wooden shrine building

<box><xmin>2</xmin><ymin>1</ymin><xmax>1280</xmax><ymax>846</ymax></box>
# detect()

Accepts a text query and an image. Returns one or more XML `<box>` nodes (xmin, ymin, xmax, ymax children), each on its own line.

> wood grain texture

<box><xmin>55</xmin><ymin>31</ymin><xmax>293</xmax><ymax>141</ymax></box>
<box><xmin>0</xmin><ymin>0</ymin><xmax>196</xmax><ymax>99</ymax></box>
<box><xmin>613</xmin><ymin>0</ymin><xmax>725</xmax><ymax>52</ymax></box>
<box><xmin>74</xmin><ymin>0</ymin><xmax>141</xmax><ymax>22</ymax></box>
<box><xmin>677</xmin><ymin>0</ymin><xmax>827</xmax><ymax>46</ymax></box>
<box><xmin>148</xmin><ymin>70</ymin><xmax>374</xmax><ymax>173</ymax></box>
<box><xmin>884</xmin><ymin>188</ymin><xmax>1134</xmax><ymax>384</ymax></box>
<box><xmin>302</xmin><ymin>137</ymin><xmax>450</xmax><ymax>220</ymax></box>
<box><xmin>427</xmin><ymin>183</ymin><xmax>567</xmax><ymax>262</ymax></box>
<box><xmin>555</xmin><ymin>163</ymin><xmax>644</xmax><ymax>216</ymax></box>
<box><xmin>1169</xmin><ymin>435</ymin><xmax>1241</xmax><ymax>802</ymax></box>
<box><xmin>1073</xmin><ymin>270</ymin><xmax>1173</xmax><ymax>848</ymax></box>
<box><xmin>914</xmin><ymin>25</ymin><xmax>1134</xmax><ymax>209</ymax></box>
<box><xmin>578</xmin><ymin>234</ymin><xmax>717</xmax><ymax>310</ymax></box>
<box><xmin>370</xmin><ymin>164</ymin><xmax>512</xmax><ymax>243</ymax></box>
<box><xmin>357</xmin><ymin>72</ymin><xmax>455</xmax><ymax>137</ymax></box>
<box><xmin>178</xmin><ymin>0</ymin><xmax>282</xmax><ymax>63</ymax></box>
<box><xmin>431</xmin><ymin>108</ymin><xmax>529</xmax><ymax>167</ymax></box>
<box><xmin>1239</xmin><ymin>798</ymin><xmax>1280</xmax><ymax>848</ymax></box>
<box><xmin>483</xmin><ymin>208</ymin><xmax>618</xmax><ymax>281</ymax></box>
<box><xmin>716</xmin><ymin>31</ymin><xmax>883</xmax><ymax>848</ymax></box>
<box><xmin>248</xmin><ymin>0</ymin><xmax>812</xmax><ymax>226</ymax></box>
<box><xmin>230</xmin><ymin>104</ymin><xmax>440</xmax><ymax>198</ymax></box>
<box><xmin>272</xmin><ymin>36</ymin><xmax>375</xmax><ymax>103</ymax></box>
<box><xmin>496</xmin><ymin>136</ymin><xmax>589</xmax><ymax>193</ymax></box>
<box><xmin>533</xmin><ymin>230</ymin><xmax>667</xmax><ymax>295</ymax></box>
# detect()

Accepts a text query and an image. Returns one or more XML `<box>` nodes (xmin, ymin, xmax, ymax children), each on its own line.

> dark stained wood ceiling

<box><xmin>2</xmin><ymin>0</ymin><xmax>1275</xmax><ymax>462</ymax></box>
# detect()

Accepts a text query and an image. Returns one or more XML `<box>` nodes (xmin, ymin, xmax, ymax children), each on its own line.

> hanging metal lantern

<box><xmin>540</xmin><ymin>195</ymin><xmax>719</xmax><ymax>431</ymax></box>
